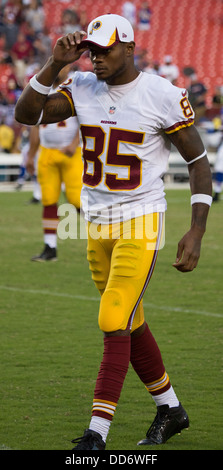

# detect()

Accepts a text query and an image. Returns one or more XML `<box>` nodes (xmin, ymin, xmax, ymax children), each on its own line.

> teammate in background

<box><xmin>15</xmin><ymin>126</ymin><xmax>41</xmax><ymax>203</ymax></box>
<box><xmin>159</xmin><ymin>55</ymin><xmax>179</xmax><ymax>85</ymax></box>
<box><xmin>0</xmin><ymin>118</ymin><xmax>15</xmax><ymax>153</ymax></box>
<box><xmin>26</xmin><ymin>67</ymin><xmax>83</xmax><ymax>261</ymax></box>
<box><xmin>15</xmin><ymin>14</ymin><xmax>212</xmax><ymax>449</ymax></box>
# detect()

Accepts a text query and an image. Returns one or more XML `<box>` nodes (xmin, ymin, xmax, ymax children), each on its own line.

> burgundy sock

<box><xmin>92</xmin><ymin>336</ymin><xmax>131</xmax><ymax>420</ymax></box>
<box><xmin>130</xmin><ymin>322</ymin><xmax>171</xmax><ymax>395</ymax></box>
<box><xmin>42</xmin><ymin>204</ymin><xmax>58</xmax><ymax>235</ymax></box>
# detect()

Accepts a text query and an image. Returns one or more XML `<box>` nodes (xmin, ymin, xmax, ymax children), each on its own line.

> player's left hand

<box><xmin>172</xmin><ymin>229</ymin><xmax>202</xmax><ymax>272</ymax></box>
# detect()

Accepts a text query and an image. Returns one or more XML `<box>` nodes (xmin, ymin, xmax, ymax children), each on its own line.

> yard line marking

<box><xmin>0</xmin><ymin>285</ymin><xmax>99</xmax><ymax>302</ymax></box>
<box><xmin>0</xmin><ymin>285</ymin><xmax>222</xmax><ymax>319</ymax></box>
<box><xmin>143</xmin><ymin>302</ymin><xmax>223</xmax><ymax>318</ymax></box>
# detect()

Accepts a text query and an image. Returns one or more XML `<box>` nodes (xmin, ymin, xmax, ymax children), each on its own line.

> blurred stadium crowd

<box><xmin>0</xmin><ymin>0</ymin><xmax>223</xmax><ymax>158</ymax></box>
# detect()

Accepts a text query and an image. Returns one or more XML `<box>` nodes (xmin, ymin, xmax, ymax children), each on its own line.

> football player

<box><xmin>25</xmin><ymin>66</ymin><xmax>83</xmax><ymax>261</ymax></box>
<box><xmin>15</xmin><ymin>14</ymin><xmax>212</xmax><ymax>449</ymax></box>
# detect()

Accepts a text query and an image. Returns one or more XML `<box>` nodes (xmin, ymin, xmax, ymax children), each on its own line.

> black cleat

<box><xmin>213</xmin><ymin>193</ymin><xmax>220</xmax><ymax>202</ymax></box>
<box><xmin>137</xmin><ymin>403</ymin><xmax>189</xmax><ymax>445</ymax></box>
<box><xmin>31</xmin><ymin>244</ymin><xmax>57</xmax><ymax>262</ymax></box>
<box><xmin>15</xmin><ymin>183</ymin><xmax>23</xmax><ymax>191</ymax></box>
<box><xmin>71</xmin><ymin>429</ymin><xmax>106</xmax><ymax>450</ymax></box>
<box><xmin>26</xmin><ymin>197</ymin><xmax>41</xmax><ymax>204</ymax></box>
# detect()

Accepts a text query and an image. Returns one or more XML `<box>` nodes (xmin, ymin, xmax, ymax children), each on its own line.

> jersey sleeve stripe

<box><xmin>57</xmin><ymin>89</ymin><xmax>75</xmax><ymax>116</ymax></box>
<box><xmin>164</xmin><ymin>118</ymin><xmax>194</xmax><ymax>134</ymax></box>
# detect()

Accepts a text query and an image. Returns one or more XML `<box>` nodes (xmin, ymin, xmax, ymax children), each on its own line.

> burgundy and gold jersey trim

<box><xmin>164</xmin><ymin>118</ymin><xmax>194</xmax><ymax>134</ymax></box>
<box><xmin>58</xmin><ymin>89</ymin><xmax>75</xmax><ymax>116</ymax></box>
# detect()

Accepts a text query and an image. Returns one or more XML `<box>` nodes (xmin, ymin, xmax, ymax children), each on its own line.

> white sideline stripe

<box><xmin>0</xmin><ymin>285</ymin><xmax>222</xmax><ymax>319</ymax></box>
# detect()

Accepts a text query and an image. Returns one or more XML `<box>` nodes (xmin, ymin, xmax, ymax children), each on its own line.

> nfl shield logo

<box><xmin>109</xmin><ymin>106</ymin><xmax>116</xmax><ymax>114</ymax></box>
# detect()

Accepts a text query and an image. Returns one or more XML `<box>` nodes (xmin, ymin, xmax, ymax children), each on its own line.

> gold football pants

<box><xmin>87</xmin><ymin>213</ymin><xmax>164</xmax><ymax>333</ymax></box>
<box><xmin>37</xmin><ymin>146</ymin><xmax>83</xmax><ymax>208</ymax></box>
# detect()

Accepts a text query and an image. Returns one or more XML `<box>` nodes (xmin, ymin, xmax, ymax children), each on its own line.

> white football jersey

<box><xmin>59</xmin><ymin>71</ymin><xmax>194</xmax><ymax>223</ymax></box>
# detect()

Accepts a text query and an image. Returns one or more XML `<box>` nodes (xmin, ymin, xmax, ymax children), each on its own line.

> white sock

<box><xmin>152</xmin><ymin>386</ymin><xmax>179</xmax><ymax>408</ymax></box>
<box><xmin>89</xmin><ymin>416</ymin><xmax>111</xmax><ymax>443</ymax></box>
<box><xmin>44</xmin><ymin>233</ymin><xmax>57</xmax><ymax>248</ymax></box>
<box><xmin>214</xmin><ymin>182</ymin><xmax>222</xmax><ymax>193</ymax></box>
<box><xmin>33</xmin><ymin>181</ymin><xmax>41</xmax><ymax>201</ymax></box>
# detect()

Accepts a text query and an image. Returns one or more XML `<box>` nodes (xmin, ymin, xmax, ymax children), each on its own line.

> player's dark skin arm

<box><xmin>15</xmin><ymin>31</ymin><xmax>87</xmax><ymax>125</ymax></box>
<box><xmin>15</xmin><ymin>62</ymin><xmax>74</xmax><ymax>125</ymax></box>
<box><xmin>168</xmin><ymin>125</ymin><xmax>212</xmax><ymax>272</ymax></box>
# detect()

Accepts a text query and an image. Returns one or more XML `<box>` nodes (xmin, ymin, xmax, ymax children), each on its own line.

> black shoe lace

<box><xmin>71</xmin><ymin>432</ymin><xmax>99</xmax><ymax>450</ymax></box>
<box><xmin>147</xmin><ymin>409</ymin><xmax>169</xmax><ymax>439</ymax></box>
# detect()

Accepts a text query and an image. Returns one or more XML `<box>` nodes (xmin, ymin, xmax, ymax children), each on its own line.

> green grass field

<box><xmin>0</xmin><ymin>189</ymin><xmax>222</xmax><ymax>451</ymax></box>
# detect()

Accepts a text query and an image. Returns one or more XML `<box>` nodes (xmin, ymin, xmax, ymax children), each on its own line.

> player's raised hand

<box><xmin>53</xmin><ymin>31</ymin><xmax>88</xmax><ymax>65</ymax></box>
